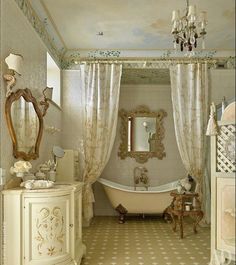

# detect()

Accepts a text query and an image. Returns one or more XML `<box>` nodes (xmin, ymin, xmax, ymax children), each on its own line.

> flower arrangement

<box><xmin>10</xmin><ymin>160</ymin><xmax>32</xmax><ymax>178</ymax></box>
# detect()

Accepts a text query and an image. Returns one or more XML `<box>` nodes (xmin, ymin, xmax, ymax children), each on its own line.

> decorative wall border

<box><xmin>14</xmin><ymin>0</ymin><xmax>64</xmax><ymax>65</ymax></box>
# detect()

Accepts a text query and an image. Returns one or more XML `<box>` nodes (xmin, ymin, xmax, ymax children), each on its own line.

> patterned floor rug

<box><xmin>81</xmin><ymin>216</ymin><xmax>210</xmax><ymax>265</ymax></box>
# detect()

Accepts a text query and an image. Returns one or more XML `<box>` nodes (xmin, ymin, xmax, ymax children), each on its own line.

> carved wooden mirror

<box><xmin>5</xmin><ymin>88</ymin><xmax>44</xmax><ymax>160</ymax></box>
<box><xmin>118</xmin><ymin>105</ymin><xmax>167</xmax><ymax>163</ymax></box>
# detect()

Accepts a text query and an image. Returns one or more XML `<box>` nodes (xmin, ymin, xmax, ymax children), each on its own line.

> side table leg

<box><xmin>193</xmin><ymin>212</ymin><xmax>204</xmax><ymax>234</ymax></box>
<box><xmin>178</xmin><ymin>215</ymin><xmax>183</xmax><ymax>239</ymax></box>
<box><xmin>171</xmin><ymin>213</ymin><xmax>177</xmax><ymax>232</ymax></box>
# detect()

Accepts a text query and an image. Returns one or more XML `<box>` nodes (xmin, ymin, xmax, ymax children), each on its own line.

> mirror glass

<box><xmin>52</xmin><ymin>146</ymin><xmax>65</xmax><ymax>168</ymax></box>
<box><xmin>118</xmin><ymin>106</ymin><xmax>167</xmax><ymax>163</ymax></box>
<box><xmin>53</xmin><ymin>146</ymin><xmax>65</xmax><ymax>158</ymax></box>
<box><xmin>11</xmin><ymin>97</ymin><xmax>40</xmax><ymax>154</ymax></box>
<box><xmin>128</xmin><ymin>117</ymin><xmax>156</xmax><ymax>152</ymax></box>
<box><xmin>5</xmin><ymin>88</ymin><xmax>43</xmax><ymax>160</ymax></box>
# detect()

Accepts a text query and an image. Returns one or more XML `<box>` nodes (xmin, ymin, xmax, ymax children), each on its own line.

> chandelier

<box><xmin>171</xmin><ymin>0</ymin><xmax>207</xmax><ymax>52</ymax></box>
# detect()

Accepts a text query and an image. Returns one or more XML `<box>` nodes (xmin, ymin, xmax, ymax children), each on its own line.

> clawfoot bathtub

<box><xmin>98</xmin><ymin>178</ymin><xmax>179</xmax><ymax>223</ymax></box>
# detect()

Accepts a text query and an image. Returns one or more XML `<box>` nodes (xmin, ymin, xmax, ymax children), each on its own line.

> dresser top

<box><xmin>1</xmin><ymin>181</ymin><xmax>84</xmax><ymax>194</ymax></box>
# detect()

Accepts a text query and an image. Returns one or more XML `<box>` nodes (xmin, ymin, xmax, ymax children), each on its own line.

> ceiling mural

<box><xmin>16</xmin><ymin>0</ymin><xmax>235</xmax><ymax>67</ymax></box>
<box><xmin>29</xmin><ymin>0</ymin><xmax>235</xmax><ymax>50</ymax></box>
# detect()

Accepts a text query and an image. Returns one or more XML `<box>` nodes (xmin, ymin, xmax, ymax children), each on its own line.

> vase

<box><xmin>184</xmin><ymin>182</ymin><xmax>191</xmax><ymax>191</ymax></box>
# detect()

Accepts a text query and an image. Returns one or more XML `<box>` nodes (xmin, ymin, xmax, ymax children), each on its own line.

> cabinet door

<box><xmin>23</xmin><ymin>194</ymin><xmax>73</xmax><ymax>265</ymax></box>
<box><xmin>216</xmin><ymin>177</ymin><xmax>235</xmax><ymax>255</ymax></box>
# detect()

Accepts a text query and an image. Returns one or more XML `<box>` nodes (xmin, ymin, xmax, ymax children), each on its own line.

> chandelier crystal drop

<box><xmin>171</xmin><ymin>0</ymin><xmax>207</xmax><ymax>52</ymax></box>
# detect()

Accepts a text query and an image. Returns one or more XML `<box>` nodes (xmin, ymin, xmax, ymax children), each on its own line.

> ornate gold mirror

<box><xmin>5</xmin><ymin>88</ymin><xmax>43</xmax><ymax>160</ymax></box>
<box><xmin>118</xmin><ymin>105</ymin><xmax>167</xmax><ymax>163</ymax></box>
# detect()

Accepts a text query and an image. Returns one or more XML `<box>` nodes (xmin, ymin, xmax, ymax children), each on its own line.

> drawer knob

<box><xmin>69</xmin><ymin>224</ymin><xmax>74</xmax><ymax>228</ymax></box>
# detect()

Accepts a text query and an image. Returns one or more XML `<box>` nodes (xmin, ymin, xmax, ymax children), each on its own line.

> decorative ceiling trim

<box><xmin>40</xmin><ymin>0</ymin><xmax>67</xmax><ymax>49</ymax></box>
<box><xmin>62</xmin><ymin>50</ymin><xmax>235</xmax><ymax>70</ymax></box>
<box><xmin>14</xmin><ymin>0</ymin><xmax>65</xmax><ymax>65</ymax></box>
<box><xmin>67</xmin><ymin>49</ymin><xmax>235</xmax><ymax>58</ymax></box>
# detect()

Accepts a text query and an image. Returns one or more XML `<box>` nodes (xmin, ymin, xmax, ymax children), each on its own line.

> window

<box><xmin>47</xmin><ymin>52</ymin><xmax>61</xmax><ymax>107</ymax></box>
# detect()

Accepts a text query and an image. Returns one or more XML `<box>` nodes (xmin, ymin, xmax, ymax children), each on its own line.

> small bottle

<box><xmin>48</xmin><ymin>171</ymin><xmax>56</xmax><ymax>182</ymax></box>
<box><xmin>185</xmin><ymin>205</ymin><xmax>190</xmax><ymax>211</ymax></box>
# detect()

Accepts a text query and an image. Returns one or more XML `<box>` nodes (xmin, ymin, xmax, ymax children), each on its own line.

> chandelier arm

<box><xmin>185</xmin><ymin>0</ymin><xmax>189</xmax><ymax>16</ymax></box>
<box><xmin>179</xmin><ymin>36</ymin><xmax>186</xmax><ymax>42</ymax></box>
<box><xmin>174</xmin><ymin>35</ymin><xmax>185</xmax><ymax>42</ymax></box>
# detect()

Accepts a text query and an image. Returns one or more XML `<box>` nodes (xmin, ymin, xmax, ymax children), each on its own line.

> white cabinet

<box><xmin>216</xmin><ymin>178</ymin><xmax>235</xmax><ymax>255</ymax></box>
<box><xmin>2</xmin><ymin>183</ymin><xmax>86</xmax><ymax>265</ymax></box>
<box><xmin>210</xmin><ymin>122</ymin><xmax>235</xmax><ymax>264</ymax></box>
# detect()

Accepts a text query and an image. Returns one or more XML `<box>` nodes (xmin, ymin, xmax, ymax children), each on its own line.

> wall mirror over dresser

<box><xmin>3</xmin><ymin>53</ymin><xmax>50</xmax><ymax>161</ymax></box>
<box><xmin>118</xmin><ymin>105</ymin><xmax>167</xmax><ymax>163</ymax></box>
<box><xmin>5</xmin><ymin>88</ymin><xmax>44</xmax><ymax>160</ymax></box>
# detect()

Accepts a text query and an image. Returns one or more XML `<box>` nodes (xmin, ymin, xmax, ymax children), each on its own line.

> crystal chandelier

<box><xmin>171</xmin><ymin>0</ymin><xmax>207</xmax><ymax>52</ymax></box>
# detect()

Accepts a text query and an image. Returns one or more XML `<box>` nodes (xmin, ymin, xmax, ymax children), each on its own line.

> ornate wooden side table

<box><xmin>164</xmin><ymin>192</ymin><xmax>204</xmax><ymax>239</ymax></box>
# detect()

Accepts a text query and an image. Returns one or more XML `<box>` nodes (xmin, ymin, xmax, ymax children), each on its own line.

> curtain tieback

<box><xmin>206</xmin><ymin>102</ymin><xmax>219</xmax><ymax>136</ymax></box>
<box><xmin>83</xmin><ymin>183</ymin><xmax>95</xmax><ymax>204</ymax></box>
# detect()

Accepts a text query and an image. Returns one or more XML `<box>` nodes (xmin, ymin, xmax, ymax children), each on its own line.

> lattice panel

<box><xmin>216</xmin><ymin>124</ymin><xmax>236</xmax><ymax>173</ymax></box>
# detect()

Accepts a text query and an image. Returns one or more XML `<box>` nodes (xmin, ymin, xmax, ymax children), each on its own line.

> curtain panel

<box><xmin>79</xmin><ymin>63</ymin><xmax>122</xmax><ymax>225</ymax></box>
<box><xmin>170</xmin><ymin>63</ymin><xmax>211</xmax><ymax>223</ymax></box>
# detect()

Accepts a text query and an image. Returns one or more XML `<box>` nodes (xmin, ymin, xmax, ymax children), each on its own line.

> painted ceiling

<box><xmin>29</xmin><ymin>0</ymin><xmax>235</xmax><ymax>53</ymax></box>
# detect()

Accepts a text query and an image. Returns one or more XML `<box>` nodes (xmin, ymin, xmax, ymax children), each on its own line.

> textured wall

<box><xmin>102</xmin><ymin>84</ymin><xmax>185</xmax><ymax>185</ymax></box>
<box><xmin>0</xmin><ymin>0</ymin><xmax>62</xmax><ymax>182</ymax></box>
<box><xmin>61</xmin><ymin>70</ymin><xmax>82</xmax><ymax>150</ymax></box>
<box><xmin>210</xmin><ymin>69</ymin><xmax>235</xmax><ymax>104</ymax></box>
<box><xmin>61</xmin><ymin>70</ymin><xmax>84</xmax><ymax>181</ymax></box>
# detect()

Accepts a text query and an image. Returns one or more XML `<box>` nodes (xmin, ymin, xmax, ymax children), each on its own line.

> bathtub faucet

<box><xmin>133</xmin><ymin>166</ymin><xmax>149</xmax><ymax>190</ymax></box>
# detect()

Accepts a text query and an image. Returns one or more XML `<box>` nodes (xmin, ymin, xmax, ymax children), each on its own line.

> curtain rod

<box><xmin>75</xmin><ymin>57</ymin><xmax>218</xmax><ymax>65</ymax></box>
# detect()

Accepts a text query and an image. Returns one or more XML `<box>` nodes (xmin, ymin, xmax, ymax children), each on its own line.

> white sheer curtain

<box><xmin>170</xmin><ymin>63</ymin><xmax>211</xmax><ymax>223</ymax></box>
<box><xmin>79</xmin><ymin>63</ymin><xmax>122</xmax><ymax>225</ymax></box>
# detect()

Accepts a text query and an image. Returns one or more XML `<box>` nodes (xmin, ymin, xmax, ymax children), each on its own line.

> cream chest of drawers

<box><xmin>1</xmin><ymin>182</ymin><xmax>86</xmax><ymax>265</ymax></box>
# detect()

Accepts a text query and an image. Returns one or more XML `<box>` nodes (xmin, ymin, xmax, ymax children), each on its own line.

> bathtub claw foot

<box><xmin>116</xmin><ymin>204</ymin><xmax>128</xmax><ymax>224</ymax></box>
<box><xmin>163</xmin><ymin>206</ymin><xmax>172</xmax><ymax>223</ymax></box>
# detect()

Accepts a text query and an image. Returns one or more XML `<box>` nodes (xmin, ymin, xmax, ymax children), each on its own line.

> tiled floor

<box><xmin>81</xmin><ymin>216</ymin><xmax>211</xmax><ymax>265</ymax></box>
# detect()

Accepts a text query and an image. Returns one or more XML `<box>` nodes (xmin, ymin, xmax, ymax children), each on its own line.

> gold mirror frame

<box><xmin>118</xmin><ymin>105</ymin><xmax>167</xmax><ymax>163</ymax></box>
<box><xmin>5</xmin><ymin>88</ymin><xmax>44</xmax><ymax>161</ymax></box>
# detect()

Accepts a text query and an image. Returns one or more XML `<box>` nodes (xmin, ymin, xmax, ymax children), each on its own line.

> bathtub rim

<box><xmin>97</xmin><ymin>178</ymin><xmax>179</xmax><ymax>194</ymax></box>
